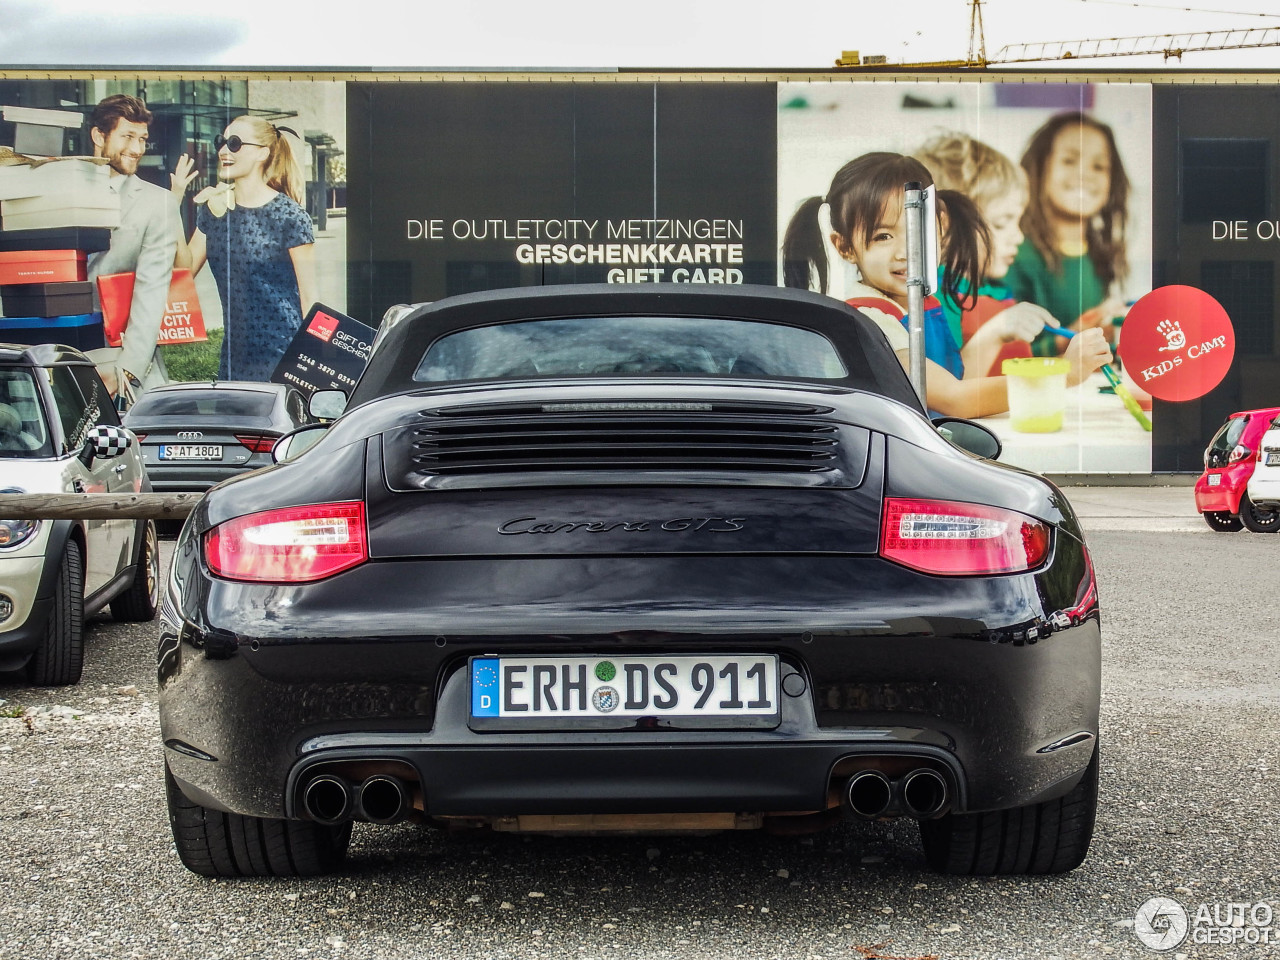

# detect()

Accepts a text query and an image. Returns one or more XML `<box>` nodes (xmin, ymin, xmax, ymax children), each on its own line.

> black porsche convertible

<box><xmin>158</xmin><ymin>285</ymin><xmax>1100</xmax><ymax>878</ymax></box>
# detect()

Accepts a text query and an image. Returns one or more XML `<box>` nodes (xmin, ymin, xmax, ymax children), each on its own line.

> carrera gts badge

<box><xmin>498</xmin><ymin>517</ymin><xmax>746</xmax><ymax>535</ymax></box>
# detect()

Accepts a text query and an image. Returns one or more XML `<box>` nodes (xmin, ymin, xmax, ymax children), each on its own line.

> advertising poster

<box><xmin>6</xmin><ymin>73</ymin><xmax>1280</xmax><ymax>476</ymax></box>
<box><xmin>0</xmin><ymin>78</ymin><xmax>347</xmax><ymax>390</ymax></box>
<box><xmin>345</xmin><ymin>83</ymin><xmax>778</xmax><ymax>325</ymax></box>
<box><xmin>777</xmin><ymin>82</ymin><xmax>1154</xmax><ymax>474</ymax></box>
<box><xmin>271</xmin><ymin>303</ymin><xmax>374</xmax><ymax>396</ymax></box>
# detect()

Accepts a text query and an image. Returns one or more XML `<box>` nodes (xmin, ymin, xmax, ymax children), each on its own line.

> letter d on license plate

<box><xmin>469</xmin><ymin>655</ymin><xmax>780</xmax><ymax>730</ymax></box>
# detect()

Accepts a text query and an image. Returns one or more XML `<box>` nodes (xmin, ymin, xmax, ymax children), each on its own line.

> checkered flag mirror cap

<box><xmin>88</xmin><ymin>425</ymin><xmax>133</xmax><ymax>459</ymax></box>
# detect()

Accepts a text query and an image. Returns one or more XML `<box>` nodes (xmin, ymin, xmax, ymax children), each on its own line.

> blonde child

<box><xmin>782</xmin><ymin>152</ymin><xmax>1111</xmax><ymax>419</ymax></box>
<box><xmin>914</xmin><ymin>131</ymin><xmax>1057</xmax><ymax>376</ymax></box>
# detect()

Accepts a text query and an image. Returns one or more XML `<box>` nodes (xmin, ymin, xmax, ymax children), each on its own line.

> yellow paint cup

<box><xmin>1002</xmin><ymin>357</ymin><xmax>1070</xmax><ymax>433</ymax></box>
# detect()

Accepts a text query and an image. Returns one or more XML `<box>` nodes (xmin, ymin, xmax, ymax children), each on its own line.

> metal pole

<box><xmin>315</xmin><ymin>145</ymin><xmax>329</xmax><ymax>232</ymax></box>
<box><xmin>903</xmin><ymin>181</ymin><xmax>927</xmax><ymax>406</ymax></box>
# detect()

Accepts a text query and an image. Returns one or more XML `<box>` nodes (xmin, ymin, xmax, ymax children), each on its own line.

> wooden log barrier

<box><xmin>0</xmin><ymin>492</ymin><xmax>202</xmax><ymax>520</ymax></box>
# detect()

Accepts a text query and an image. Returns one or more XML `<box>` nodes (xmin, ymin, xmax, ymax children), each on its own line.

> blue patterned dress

<box><xmin>198</xmin><ymin>193</ymin><xmax>314</xmax><ymax>381</ymax></box>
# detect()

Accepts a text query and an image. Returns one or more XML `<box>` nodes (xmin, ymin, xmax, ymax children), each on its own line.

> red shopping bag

<box><xmin>96</xmin><ymin>268</ymin><xmax>208</xmax><ymax>346</ymax></box>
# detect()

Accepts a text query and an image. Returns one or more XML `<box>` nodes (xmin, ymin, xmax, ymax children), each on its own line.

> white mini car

<box><xmin>1245</xmin><ymin>417</ymin><xmax>1280</xmax><ymax>522</ymax></box>
<box><xmin>0</xmin><ymin>343</ymin><xmax>159</xmax><ymax>685</ymax></box>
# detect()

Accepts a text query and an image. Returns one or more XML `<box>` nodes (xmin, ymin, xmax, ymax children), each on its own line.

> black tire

<box><xmin>165</xmin><ymin>764</ymin><xmax>351</xmax><ymax>877</ymax></box>
<box><xmin>110</xmin><ymin>521</ymin><xmax>160</xmax><ymax>622</ymax></box>
<box><xmin>1202</xmin><ymin>510</ymin><xmax>1243</xmax><ymax>533</ymax></box>
<box><xmin>919</xmin><ymin>743</ymin><xmax>1098</xmax><ymax>875</ymax></box>
<box><xmin>1239</xmin><ymin>493</ymin><xmax>1280</xmax><ymax>533</ymax></box>
<box><xmin>27</xmin><ymin>539</ymin><xmax>85</xmax><ymax>687</ymax></box>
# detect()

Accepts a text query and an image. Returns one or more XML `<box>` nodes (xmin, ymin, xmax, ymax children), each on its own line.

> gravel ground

<box><xmin>1</xmin><ymin>529</ymin><xmax>1277</xmax><ymax>960</ymax></box>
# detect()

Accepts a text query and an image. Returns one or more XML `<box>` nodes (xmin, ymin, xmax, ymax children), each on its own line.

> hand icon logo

<box><xmin>1118</xmin><ymin>286</ymin><xmax>1234</xmax><ymax>402</ymax></box>
<box><xmin>1157</xmin><ymin>318</ymin><xmax>1186</xmax><ymax>352</ymax></box>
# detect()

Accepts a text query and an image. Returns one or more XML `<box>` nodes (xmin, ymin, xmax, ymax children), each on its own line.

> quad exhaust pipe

<box><xmin>302</xmin><ymin>774</ymin><xmax>353</xmax><ymax>826</ymax></box>
<box><xmin>355</xmin><ymin>775</ymin><xmax>413</xmax><ymax>825</ymax></box>
<box><xmin>302</xmin><ymin>765</ymin><xmax>945</xmax><ymax>826</ymax></box>
<box><xmin>900</xmin><ymin>768</ymin><xmax>948</xmax><ymax>818</ymax></box>
<box><xmin>845</xmin><ymin>770</ymin><xmax>894</xmax><ymax>819</ymax></box>
<box><xmin>301</xmin><ymin>773</ymin><xmax>413</xmax><ymax>825</ymax></box>
<box><xmin>842</xmin><ymin>767</ymin><xmax>949</xmax><ymax>820</ymax></box>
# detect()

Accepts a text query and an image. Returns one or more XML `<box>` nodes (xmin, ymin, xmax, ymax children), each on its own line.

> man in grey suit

<box><xmin>85</xmin><ymin>94</ymin><xmax>179</xmax><ymax>405</ymax></box>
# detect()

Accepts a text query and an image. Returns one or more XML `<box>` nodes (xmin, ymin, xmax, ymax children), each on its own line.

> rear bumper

<box><xmin>1195</xmin><ymin>469</ymin><xmax>1247</xmax><ymax>514</ymax></box>
<box><xmin>159</xmin><ymin>553</ymin><xmax>1101</xmax><ymax>822</ymax></box>
<box><xmin>142</xmin><ymin>463</ymin><xmax>261</xmax><ymax>493</ymax></box>
<box><xmin>265</xmin><ymin>661</ymin><xmax>1095</xmax><ymax>820</ymax></box>
<box><xmin>1248</xmin><ymin>470</ymin><xmax>1280</xmax><ymax>508</ymax></box>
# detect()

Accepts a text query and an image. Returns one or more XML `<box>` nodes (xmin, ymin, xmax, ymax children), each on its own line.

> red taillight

<box><xmin>879</xmin><ymin>498</ymin><xmax>1051</xmax><ymax>576</ymax></box>
<box><xmin>204</xmin><ymin>502</ymin><xmax>367</xmax><ymax>583</ymax></box>
<box><xmin>132</xmin><ymin>433</ymin><xmax>147</xmax><ymax>442</ymax></box>
<box><xmin>1228</xmin><ymin>443</ymin><xmax>1253</xmax><ymax>464</ymax></box>
<box><xmin>235</xmin><ymin>433</ymin><xmax>278</xmax><ymax>454</ymax></box>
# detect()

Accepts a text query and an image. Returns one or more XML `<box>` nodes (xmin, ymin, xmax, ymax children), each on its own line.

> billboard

<box><xmin>344</xmin><ymin>82</ymin><xmax>778</xmax><ymax>319</ymax></box>
<box><xmin>777</xmin><ymin>81</ymin><xmax>1155</xmax><ymax>474</ymax></box>
<box><xmin>0</xmin><ymin>78</ymin><xmax>346</xmax><ymax>393</ymax></box>
<box><xmin>2</xmin><ymin>71</ymin><xmax>1277</xmax><ymax>475</ymax></box>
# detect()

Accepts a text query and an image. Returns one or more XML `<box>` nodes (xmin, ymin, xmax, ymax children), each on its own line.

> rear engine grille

<box><xmin>406</xmin><ymin>402</ymin><xmax>841</xmax><ymax>476</ymax></box>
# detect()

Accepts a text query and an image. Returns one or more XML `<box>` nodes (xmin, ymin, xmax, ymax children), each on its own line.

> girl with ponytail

<box><xmin>782</xmin><ymin>152</ymin><xmax>1110</xmax><ymax>418</ymax></box>
<box><xmin>185</xmin><ymin>115</ymin><xmax>317</xmax><ymax>381</ymax></box>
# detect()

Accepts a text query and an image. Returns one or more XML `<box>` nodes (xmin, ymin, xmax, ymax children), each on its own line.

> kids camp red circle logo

<box><xmin>1118</xmin><ymin>286</ymin><xmax>1235</xmax><ymax>402</ymax></box>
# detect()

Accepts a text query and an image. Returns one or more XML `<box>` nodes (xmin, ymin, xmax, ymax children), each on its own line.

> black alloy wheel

<box><xmin>1202</xmin><ymin>510</ymin><xmax>1243</xmax><ymax>532</ymax></box>
<box><xmin>111</xmin><ymin>521</ymin><xmax>160</xmax><ymax>621</ymax></box>
<box><xmin>1239</xmin><ymin>493</ymin><xmax>1280</xmax><ymax>533</ymax></box>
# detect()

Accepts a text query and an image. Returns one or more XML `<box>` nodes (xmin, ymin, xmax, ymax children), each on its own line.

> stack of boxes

<box><xmin>0</xmin><ymin>114</ymin><xmax>120</xmax><ymax>352</ymax></box>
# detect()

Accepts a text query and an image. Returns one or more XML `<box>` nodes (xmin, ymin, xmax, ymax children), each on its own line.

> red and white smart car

<box><xmin>1194</xmin><ymin>407</ymin><xmax>1280</xmax><ymax>533</ymax></box>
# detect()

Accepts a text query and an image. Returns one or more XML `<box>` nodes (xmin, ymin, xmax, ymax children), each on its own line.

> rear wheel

<box><xmin>1202</xmin><ymin>510</ymin><xmax>1243</xmax><ymax>532</ymax></box>
<box><xmin>919</xmin><ymin>743</ymin><xmax>1098</xmax><ymax>875</ymax></box>
<box><xmin>1239</xmin><ymin>493</ymin><xmax>1280</xmax><ymax>533</ymax></box>
<box><xmin>165</xmin><ymin>764</ymin><xmax>351</xmax><ymax>877</ymax></box>
<box><xmin>110</xmin><ymin>521</ymin><xmax>160</xmax><ymax>621</ymax></box>
<box><xmin>27</xmin><ymin>540</ymin><xmax>85</xmax><ymax>687</ymax></box>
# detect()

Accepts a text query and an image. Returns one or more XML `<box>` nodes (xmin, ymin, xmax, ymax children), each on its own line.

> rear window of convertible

<box><xmin>412</xmin><ymin>316</ymin><xmax>849</xmax><ymax>383</ymax></box>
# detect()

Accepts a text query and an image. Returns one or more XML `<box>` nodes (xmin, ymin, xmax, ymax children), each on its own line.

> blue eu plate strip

<box><xmin>471</xmin><ymin>658</ymin><xmax>501</xmax><ymax>716</ymax></box>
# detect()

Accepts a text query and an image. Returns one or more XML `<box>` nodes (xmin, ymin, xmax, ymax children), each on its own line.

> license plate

<box><xmin>469</xmin><ymin>655</ymin><xmax>780</xmax><ymax>729</ymax></box>
<box><xmin>159</xmin><ymin>444</ymin><xmax>222</xmax><ymax>460</ymax></box>
<box><xmin>1268</xmin><ymin>453</ymin><xmax>1280</xmax><ymax>466</ymax></box>
<box><xmin>1208</xmin><ymin>474</ymin><xmax>1222</xmax><ymax>485</ymax></box>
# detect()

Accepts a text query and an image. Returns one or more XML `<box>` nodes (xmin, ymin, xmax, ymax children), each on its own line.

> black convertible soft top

<box><xmin>349</xmin><ymin>284</ymin><xmax>924</xmax><ymax>414</ymax></box>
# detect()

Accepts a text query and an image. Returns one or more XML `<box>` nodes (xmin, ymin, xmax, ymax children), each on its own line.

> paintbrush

<box><xmin>1042</xmin><ymin>324</ymin><xmax>1153</xmax><ymax>432</ymax></box>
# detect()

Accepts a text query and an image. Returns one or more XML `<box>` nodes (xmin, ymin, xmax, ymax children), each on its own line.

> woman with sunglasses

<box><xmin>183</xmin><ymin>116</ymin><xmax>317</xmax><ymax>382</ymax></box>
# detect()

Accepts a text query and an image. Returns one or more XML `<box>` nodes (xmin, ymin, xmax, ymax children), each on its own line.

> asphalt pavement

<box><xmin>1059</xmin><ymin>485</ymin><xmax>1205</xmax><ymax>533</ymax></box>
<box><xmin>2</xmin><ymin>493</ymin><xmax>1277</xmax><ymax>960</ymax></box>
